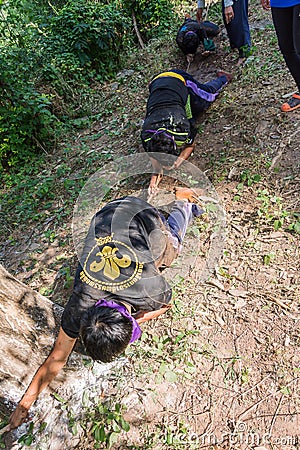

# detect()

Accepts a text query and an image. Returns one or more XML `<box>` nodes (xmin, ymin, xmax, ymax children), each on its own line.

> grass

<box><xmin>1</xmin><ymin>1</ymin><xmax>300</xmax><ymax>448</ymax></box>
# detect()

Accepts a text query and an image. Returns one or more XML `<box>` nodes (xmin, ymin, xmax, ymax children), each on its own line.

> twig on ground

<box><xmin>234</xmin><ymin>374</ymin><xmax>272</xmax><ymax>400</ymax></box>
<box><xmin>238</xmin><ymin>377</ymin><xmax>298</xmax><ymax>421</ymax></box>
<box><xmin>32</xmin><ymin>135</ymin><xmax>48</xmax><ymax>154</ymax></box>
<box><xmin>132</xmin><ymin>11</ymin><xmax>144</xmax><ymax>49</ymax></box>
<box><xmin>206</xmin><ymin>279</ymin><xmax>226</xmax><ymax>291</ymax></box>
<box><xmin>269</xmin><ymin>148</ymin><xmax>284</xmax><ymax>171</ymax></box>
<box><xmin>265</xmin><ymin>294</ymin><xmax>291</xmax><ymax>311</ymax></box>
<box><xmin>287</xmin><ymin>128</ymin><xmax>300</xmax><ymax>145</ymax></box>
<box><xmin>0</xmin><ymin>424</ymin><xmax>11</xmax><ymax>436</ymax></box>
<box><xmin>268</xmin><ymin>394</ymin><xmax>284</xmax><ymax>436</ymax></box>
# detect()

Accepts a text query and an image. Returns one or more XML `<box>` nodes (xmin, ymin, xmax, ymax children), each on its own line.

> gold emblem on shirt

<box><xmin>80</xmin><ymin>235</ymin><xmax>144</xmax><ymax>292</ymax></box>
<box><xmin>89</xmin><ymin>245</ymin><xmax>131</xmax><ymax>280</ymax></box>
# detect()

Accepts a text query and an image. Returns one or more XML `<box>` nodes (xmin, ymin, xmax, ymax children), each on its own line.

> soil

<box><xmin>0</xmin><ymin>2</ymin><xmax>299</xmax><ymax>449</ymax></box>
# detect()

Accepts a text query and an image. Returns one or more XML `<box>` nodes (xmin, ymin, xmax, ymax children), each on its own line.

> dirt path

<box><xmin>1</xmin><ymin>2</ymin><xmax>299</xmax><ymax>449</ymax></box>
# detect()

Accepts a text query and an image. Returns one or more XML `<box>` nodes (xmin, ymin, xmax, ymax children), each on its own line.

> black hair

<box><xmin>144</xmin><ymin>132</ymin><xmax>177</xmax><ymax>155</ymax></box>
<box><xmin>80</xmin><ymin>306</ymin><xmax>133</xmax><ymax>363</ymax></box>
<box><xmin>143</xmin><ymin>132</ymin><xmax>180</xmax><ymax>167</ymax></box>
<box><xmin>182</xmin><ymin>33</ymin><xmax>200</xmax><ymax>55</ymax></box>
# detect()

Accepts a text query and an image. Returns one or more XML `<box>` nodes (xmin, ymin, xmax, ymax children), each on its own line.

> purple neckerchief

<box><xmin>186</xmin><ymin>31</ymin><xmax>196</xmax><ymax>36</ymax></box>
<box><xmin>95</xmin><ymin>299</ymin><xmax>142</xmax><ymax>343</ymax></box>
<box><xmin>145</xmin><ymin>129</ymin><xmax>176</xmax><ymax>148</ymax></box>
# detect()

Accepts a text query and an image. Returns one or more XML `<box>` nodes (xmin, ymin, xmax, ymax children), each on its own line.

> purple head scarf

<box><xmin>186</xmin><ymin>31</ymin><xmax>197</xmax><ymax>36</ymax></box>
<box><xmin>95</xmin><ymin>299</ymin><xmax>142</xmax><ymax>343</ymax></box>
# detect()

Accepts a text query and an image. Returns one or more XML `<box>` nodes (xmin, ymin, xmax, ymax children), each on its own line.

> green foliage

<box><xmin>0</xmin><ymin>1</ymin><xmax>55</xmax><ymax>169</ymax></box>
<box><xmin>123</xmin><ymin>0</ymin><xmax>177</xmax><ymax>40</ymax></box>
<box><xmin>256</xmin><ymin>189</ymin><xmax>299</xmax><ymax>233</ymax></box>
<box><xmin>40</xmin><ymin>0</ymin><xmax>132</xmax><ymax>82</ymax></box>
<box><xmin>89</xmin><ymin>401</ymin><xmax>130</xmax><ymax>449</ymax></box>
<box><xmin>18</xmin><ymin>422</ymin><xmax>35</xmax><ymax>446</ymax></box>
<box><xmin>0</xmin><ymin>26</ymin><xmax>57</xmax><ymax>168</ymax></box>
<box><xmin>240</xmin><ymin>169</ymin><xmax>261</xmax><ymax>187</ymax></box>
<box><xmin>0</xmin><ymin>0</ymin><xmax>179</xmax><ymax>169</ymax></box>
<box><xmin>53</xmin><ymin>391</ymin><xmax>130</xmax><ymax>449</ymax></box>
<box><xmin>0</xmin><ymin>420</ymin><xmax>8</xmax><ymax>448</ymax></box>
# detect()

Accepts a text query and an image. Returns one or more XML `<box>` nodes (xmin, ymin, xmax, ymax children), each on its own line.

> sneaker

<box><xmin>281</xmin><ymin>93</ymin><xmax>300</xmax><ymax>112</ymax></box>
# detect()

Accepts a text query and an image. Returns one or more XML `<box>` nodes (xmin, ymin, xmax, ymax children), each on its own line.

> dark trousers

<box><xmin>173</xmin><ymin>69</ymin><xmax>228</xmax><ymax>114</ymax></box>
<box><xmin>222</xmin><ymin>0</ymin><xmax>251</xmax><ymax>57</ymax></box>
<box><xmin>272</xmin><ymin>4</ymin><xmax>300</xmax><ymax>92</ymax></box>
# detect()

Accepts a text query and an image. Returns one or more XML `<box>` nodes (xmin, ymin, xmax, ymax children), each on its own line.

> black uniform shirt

<box><xmin>61</xmin><ymin>197</ymin><xmax>172</xmax><ymax>339</ymax></box>
<box><xmin>141</xmin><ymin>75</ymin><xmax>193</xmax><ymax>153</ymax></box>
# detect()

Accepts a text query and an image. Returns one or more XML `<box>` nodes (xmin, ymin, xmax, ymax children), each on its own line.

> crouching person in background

<box><xmin>176</xmin><ymin>14</ymin><xmax>220</xmax><ymax>62</ymax></box>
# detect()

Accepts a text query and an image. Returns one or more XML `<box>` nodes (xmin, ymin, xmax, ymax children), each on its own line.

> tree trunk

<box><xmin>0</xmin><ymin>264</ymin><xmax>64</xmax><ymax>398</ymax></box>
<box><xmin>0</xmin><ymin>265</ymin><xmax>92</xmax><ymax>448</ymax></box>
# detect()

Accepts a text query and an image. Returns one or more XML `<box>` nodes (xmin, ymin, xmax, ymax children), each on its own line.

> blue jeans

<box><xmin>161</xmin><ymin>201</ymin><xmax>204</xmax><ymax>244</ymax></box>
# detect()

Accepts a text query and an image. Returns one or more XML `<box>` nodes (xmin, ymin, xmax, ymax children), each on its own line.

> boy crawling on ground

<box><xmin>141</xmin><ymin>69</ymin><xmax>232</xmax><ymax>195</ymax></box>
<box><xmin>8</xmin><ymin>187</ymin><xmax>203</xmax><ymax>430</ymax></box>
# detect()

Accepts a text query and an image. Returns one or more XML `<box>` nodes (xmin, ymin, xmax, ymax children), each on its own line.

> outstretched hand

<box><xmin>148</xmin><ymin>171</ymin><xmax>163</xmax><ymax>197</ymax></box>
<box><xmin>8</xmin><ymin>404</ymin><xmax>29</xmax><ymax>430</ymax></box>
<box><xmin>261</xmin><ymin>0</ymin><xmax>270</xmax><ymax>10</ymax></box>
<box><xmin>196</xmin><ymin>7</ymin><xmax>203</xmax><ymax>22</ymax></box>
<box><xmin>224</xmin><ymin>6</ymin><xmax>234</xmax><ymax>24</ymax></box>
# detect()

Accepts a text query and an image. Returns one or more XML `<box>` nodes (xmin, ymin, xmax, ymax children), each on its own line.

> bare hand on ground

<box><xmin>261</xmin><ymin>0</ymin><xmax>270</xmax><ymax>10</ymax></box>
<box><xmin>148</xmin><ymin>172</ymin><xmax>163</xmax><ymax>197</ymax></box>
<box><xmin>174</xmin><ymin>186</ymin><xmax>202</xmax><ymax>203</ymax></box>
<box><xmin>8</xmin><ymin>404</ymin><xmax>29</xmax><ymax>430</ymax></box>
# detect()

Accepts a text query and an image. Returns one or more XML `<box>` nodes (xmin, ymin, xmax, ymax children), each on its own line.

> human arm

<box><xmin>148</xmin><ymin>172</ymin><xmax>163</xmax><ymax>196</ymax></box>
<box><xmin>196</xmin><ymin>8</ymin><xmax>203</xmax><ymax>22</ymax></box>
<box><xmin>261</xmin><ymin>0</ymin><xmax>270</xmax><ymax>10</ymax></box>
<box><xmin>172</xmin><ymin>143</ymin><xmax>195</xmax><ymax>169</ymax></box>
<box><xmin>9</xmin><ymin>328</ymin><xmax>77</xmax><ymax>430</ymax></box>
<box><xmin>224</xmin><ymin>5</ymin><xmax>234</xmax><ymax>24</ymax></box>
<box><xmin>148</xmin><ymin>143</ymin><xmax>195</xmax><ymax>194</ymax></box>
<box><xmin>148</xmin><ymin>156</ymin><xmax>163</xmax><ymax>196</ymax></box>
<box><xmin>196</xmin><ymin>0</ymin><xmax>205</xmax><ymax>22</ymax></box>
<box><xmin>135</xmin><ymin>305</ymin><xmax>172</xmax><ymax>324</ymax></box>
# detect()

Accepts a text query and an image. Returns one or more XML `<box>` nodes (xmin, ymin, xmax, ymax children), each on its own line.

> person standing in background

<box><xmin>197</xmin><ymin>0</ymin><xmax>251</xmax><ymax>65</ymax></box>
<box><xmin>261</xmin><ymin>0</ymin><xmax>300</xmax><ymax>112</ymax></box>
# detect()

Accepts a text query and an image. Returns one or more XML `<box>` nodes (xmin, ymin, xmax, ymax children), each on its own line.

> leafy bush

<box><xmin>39</xmin><ymin>0</ymin><xmax>132</xmax><ymax>83</ymax></box>
<box><xmin>0</xmin><ymin>0</ymin><xmax>178</xmax><ymax>170</ymax></box>
<box><xmin>124</xmin><ymin>0</ymin><xmax>176</xmax><ymax>40</ymax></box>
<box><xmin>0</xmin><ymin>48</ymin><xmax>55</xmax><ymax>169</ymax></box>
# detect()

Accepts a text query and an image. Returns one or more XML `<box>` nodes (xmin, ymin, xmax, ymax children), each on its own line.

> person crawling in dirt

<box><xmin>176</xmin><ymin>15</ymin><xmax>220</xmax><ymax>62</ymax></box>
<box><xmin>8</xmin><ymin>188</ymin><xmax>204</xmax><ymax>430</ymax></box>
<box><xmin>141</xmin><ymin>69</ymin><xmax>232</xmax><ymax>195</ymax></box>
